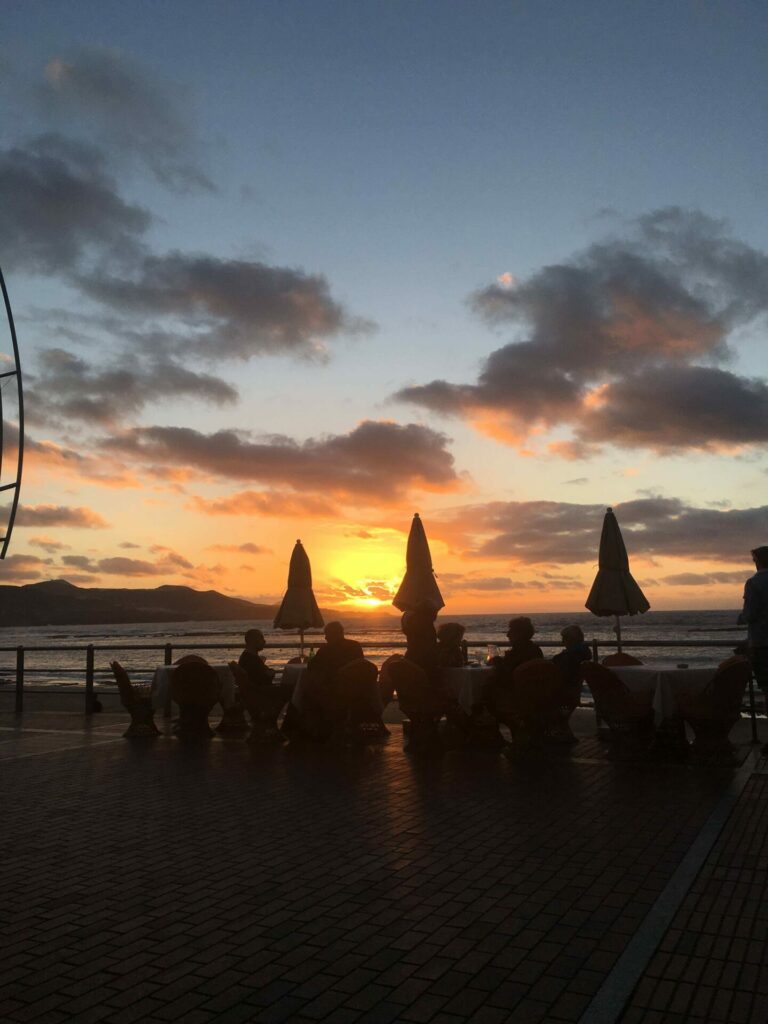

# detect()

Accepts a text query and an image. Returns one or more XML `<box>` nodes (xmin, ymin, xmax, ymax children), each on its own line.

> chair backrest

<box><xmin>708</xmin><ymin>658</ymin><xmax>750</xmax><ymax>716</ymax></box>
<box><xmin>378</xmin><ymin>654</ymin><xmax>403</xmax><ymax>703</ymax></box>
<box><xmin>386</xmin><ymin>658</ymin><xmax>439</xmax><ymax>714</ymax></box>
<box><xmin>581</xmin><ymin>661</ymin><xmax>635</xmax><ymax>720</ymax></box>
<box><xmin>511</xmin><ymin>658</ymin><xmax>566</xmax><ymax>710</ymax></box>
<box><xmin>110</xmin><ymin>660</ymin><xmax>133</xmax><ymax>704</ymax></box>
<box><xmin>379</xmin><ymin>654</ymin><xmax>403</xmax><ymax>678</ymax></box>
<box><xmin>228</xmin><ymin>660</ymin><xmax>249</xmax><ymax>696</ymax></box>
<box><xmin>602</xmin><ymin>652</ymin><xmax>643</xmax><ymax>667</ymax></box>
<box><xmin>335</xmin><ymin>659</ymin><xmax>379</xmax><ymax>688</ymax></box>
<box><xmin>171</xmin><ymin>659</ymin><xmax>222</xmax><ymax>707</ymax></box>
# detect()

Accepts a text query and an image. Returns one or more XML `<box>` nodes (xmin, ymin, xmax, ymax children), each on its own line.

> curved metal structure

<box><xmin>0</xmin><ymin>266</ymin><xmax>24</xmax><ymax>558</ymax></box>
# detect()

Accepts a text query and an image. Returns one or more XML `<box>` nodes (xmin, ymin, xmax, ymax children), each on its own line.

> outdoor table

<box><xmin>443</xmin><ymin>666</ymin><xmax>495</xmax><ymax>715</ymax></box>
<box><xmin>612</xmin><ymin>665</ymin><xmax>715</xmax><ymax>723</ymax></box>
<box><xmin>282</xmin><ymin>663</ymin><xmax>309</xmax><ymax>710</ymax></box>
<box><xmin>151</xmin><ymin>664</ymin><xmax>237</xmax><ymax>712</ymax></box>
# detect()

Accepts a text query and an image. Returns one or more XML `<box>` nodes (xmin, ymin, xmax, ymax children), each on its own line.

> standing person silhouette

<box><xmin>740</xmin><ymin>546</ymin><xmax>768</xmax><ymax>753</ymax></box>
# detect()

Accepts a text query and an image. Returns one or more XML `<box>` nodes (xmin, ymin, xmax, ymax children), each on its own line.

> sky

<box><xmin>0</xmin><ymin>0</ymin><xmax>767</xmax><ymax>613</ymax></box>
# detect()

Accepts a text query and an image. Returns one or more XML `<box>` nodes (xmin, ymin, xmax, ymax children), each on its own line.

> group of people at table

<box><xmin>232</xmin><ymin>609</ymin><xmax>594</xmax><ymax>746</ymax></box>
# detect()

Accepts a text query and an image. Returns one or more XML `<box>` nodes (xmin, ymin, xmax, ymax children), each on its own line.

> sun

<box><xmin>321</xmin><ymin>540</ymin><xmax>409</xmax><ymax>610</ymax></box>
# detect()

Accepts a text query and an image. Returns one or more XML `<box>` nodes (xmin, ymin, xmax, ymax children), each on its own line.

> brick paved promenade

<box><xmin>0</xmin><ymin>708</ymin><xmax>765</xmax><ymax>1023</ymax></box>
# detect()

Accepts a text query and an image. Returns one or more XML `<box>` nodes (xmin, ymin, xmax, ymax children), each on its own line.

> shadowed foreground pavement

<box><xmin>0</xmin><ymin>710</ymin><xmax>765</xmax><ymax>1024</ymax></box>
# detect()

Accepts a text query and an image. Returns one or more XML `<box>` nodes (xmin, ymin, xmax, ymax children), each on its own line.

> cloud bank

<box><xmin>397</xmin><ymin>209</ymin><xmax>768</xmax><ymax>454</ymax></box>
<box><xmin>437</xmin><ymin>496</ymin><xmax>768</xmax><ymax>565</ymax></box>
<box><xmin>103</xmin><ymin>420</ymin><xmax>461</xmax><ymax>501</ymax></box>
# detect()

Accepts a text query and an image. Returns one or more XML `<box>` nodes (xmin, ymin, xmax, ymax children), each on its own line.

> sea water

<box><xmin>0</xmin><ymin>608</ymin><xmax>745</xmax><ymax>689</ymax></box>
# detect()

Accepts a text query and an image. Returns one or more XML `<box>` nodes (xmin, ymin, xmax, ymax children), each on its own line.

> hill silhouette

<box><xmin>0</xmin><ymin>580</ymin><xmax>278</xmax><ymax>626</ymax></box>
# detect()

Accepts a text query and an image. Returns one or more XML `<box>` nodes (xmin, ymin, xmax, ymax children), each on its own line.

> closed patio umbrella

<box><xmin>392</xmin><ymin>513</ymin><xmax>445</xmax><ymax>613</ymax></box>
<box><xmin>273</xmin><ymin>539</ymin><xmax>324</xmax><ymax>657</ymax></box>
<box><xmin>585</xmin><ymin>507</ymin><xmax>649</xmax><ymax>651</ymax></box>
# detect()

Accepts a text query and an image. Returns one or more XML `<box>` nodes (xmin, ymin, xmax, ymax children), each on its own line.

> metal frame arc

<box><xmin>0</xmin><ymin>265</ymin><xmax>24</xmax><ymax>559</ymax></box>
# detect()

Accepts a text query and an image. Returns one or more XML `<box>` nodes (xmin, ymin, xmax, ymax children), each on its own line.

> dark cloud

<box><xmin>0</xmin><ymin>133</ymin><xmax>150</xmax><ymax>274</ymax></box>
<box><xmin>396</xmin><ymin>209</ymin><xmax>768</xmax><ymax>452</ymax></box>
<box><xmin>96</xmin><ymin>556</ymin><xmax>169</xmax><ymax>576</ymax></box>
<box><xmin>8</xmin><ymin>504</ymin><xmax>110</xmax><ymax>528</ymax></box>
<box><xmin>578</xmin><ymin>365</ymin><xmax>768</xmax><ymax>451</ymax></box>
<box><xmin>103</xmin><ymin>420</ymin><xmax>460</xmax><ymax>501</ymax></box>
<box><xmin>62</xmin><ymin>547</ymin><xmax>196</xmax><ymax>578</ymax></box>
<box><xmin>437</xmin><ymin>497</ymin><xmax>767</xmax><ymax>565</ymax></box>
<box><xmin>3</xmin><ymin>128</ymin><xmax>367</xmax><ymax>377</ymax></box>
<box><xmin>148</xmin><ymin>546</ymin><xmax>194</xmax><ymax>570</ymax></box>
<box><xmin>43</xmin><ymin>48</ymin><xmax>213</xmax><ymax>192</ymax></box>
<box><xmin>29</xmin><ymin>348</ymin><xmax>238</xmax><ymax>426</ymax></box>
<box><xmin>61</xmin><ymin>554</ymin><xmax>98</xmax><ymax>572</ymax></box>
<box><xmin>208</xmin><ymin>543</ymin><xmax>271</xmax><ymax>555</ymax></box>
<box><xmin>77</xmin><ymin>253</ymin><xmax>374</xmax><ymax>360</ymax></box>
<box><xmin>661</xmin><ymin>571</ymin><xmax>748</xmax><ymax>586</ymax></box>
<box><xmin>0</xmin><ymin>554</ymin><xmax>49</xmax><ymax>582</ymax></box>
<box><xmin>439</xmin><ymin>572</ymin><xmax>584</xmax><ymax>593</ymax></box>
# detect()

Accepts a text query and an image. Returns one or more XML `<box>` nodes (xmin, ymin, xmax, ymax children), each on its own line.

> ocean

<box><xmin>0</xmin><ymin>609</ymin><xmax>746</xmax><ymax>689</ymax></box>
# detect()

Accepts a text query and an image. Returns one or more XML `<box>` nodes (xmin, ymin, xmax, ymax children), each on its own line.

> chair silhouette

<box><xmin>386</xmin><ymin>658</ymin><xmax>443</xmax><ymax>751</ymax></box>
<box><xmin>170</xmin><ymin>660</ymin><xmax>222</xmax><ymax>740</ymax></box>
<box><xmin>110</xmin><ymin>661</ymin><xmax>160</xmax><ymax>739</ymax></box>
<box><xmin>503</xmin><ymin>659</ymin><xmax>574</xmax><ymax>748</ymax></box>
<box><xmin>602</xmin><ymin>652</ymin><xmax>643</xmax><ymax>667</ymax></box>
<box><xmin>581</xmin><ymin>662</ymin><xmax>654</xmax><ymax>757</ymax></box>
<box><xmin>327</xmin><ymin>659</ymin><xmax>386</xmax><ymax>743</ymax></box>
<box><xmin>228</xmin><ymin>662</ymin><xmax>289</xmax><ymax>745</ymax></box>
<box><xmin>378</xmin><ymin>654</ymin><xmax>404</xmax><ymax>707</ymax></box>
<box><xmin>678</xmin><ymin>659</ymin><xmax>750</xmax><ymax>755</ymax></box>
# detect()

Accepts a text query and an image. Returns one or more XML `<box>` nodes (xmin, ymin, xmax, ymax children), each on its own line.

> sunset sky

<box><xmin>1</xmin><ymin>1</ymin><xmax>767</xmax><ymax>613</ymax></box>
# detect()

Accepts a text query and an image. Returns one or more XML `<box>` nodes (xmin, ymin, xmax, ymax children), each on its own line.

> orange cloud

<box><xmin>192</xmin><ymin>490</ymin><xmax>339</xmax><ymax>518</ymax></box>
<box><xmin>10</xmin><ymin>504</ymin><xmax>110</xmax><ymax>529</ymax></box>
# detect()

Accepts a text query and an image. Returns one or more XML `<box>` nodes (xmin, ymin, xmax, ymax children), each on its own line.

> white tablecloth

<box><xmin>282</xmin><ymin>663</ymin><xmax>309</xmax><ymax>710</ymax></box>
<box><xmin>151</xmin><ymin>664</ymin><xmax>236</xmax><ymax>711</ymax></box>
<box><xmin>612</xmin><ymin>665</ymin><xmax>716</xmax><ymax>722</ymax></box>
<box><xmin>443</xmin><ymin>667</ymin><xmax>495</xmax><ymax>714</ymax></box>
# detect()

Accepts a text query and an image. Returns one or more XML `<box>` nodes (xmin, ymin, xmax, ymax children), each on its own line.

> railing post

<box><xmin>15</xmin><ymin>646</ymin><xmax>24</xmax><ymax>714</ymax></box>
<box><xmin>164</xmin><ymin>643</ymin><xmax>173</xmax><ymax>719</ymax></box>
<box><xmin>85</xmin><ymin>645</ymin><xmax>95</xmax><ymax>715</ymax></box>
<box><xmin>591</xmin><ymin>638</ymin><xmax>603</xmax><ymax>731</ymax></box>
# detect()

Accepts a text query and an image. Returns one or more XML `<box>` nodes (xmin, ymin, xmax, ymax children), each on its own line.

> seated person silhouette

<box><xmin>291</xmin><ymin>623</ymin><xmax>363</xmax><ymax>739</ymax></box>
<box><xmin>400</xmin><ymin>607</ymin><xmax>469</xmax><ymax>739</ymax></box>
<box><xmin>485</xmin><ymin>616</ymin><xmax>544</xmax><ymax>720</ymax></box>
<box><xmin>307</xmin><ymin>622</ymin><xmax>364</xmax><ymax>681</ymax></box>
<box><xmin>401</xmin><ymin>603</ymin><xmax>439</xmax><ymax>679</ymax></box>
<box><xmin>551</xmin><ymin>625</ymin><xmax>592</xmax><ymax>688</ymax></box>
<box><xmin>436</xmin><ymin>621</ymin><xmax>467</xmax><ymax>668</ymax></box>
<box><xmin>494</xmin><ymin>617</ymin><xmax>543</xmax><ymax>674</ymax></box>
<box><xmin>238</xmin><ymin>629</ymin><xmax>276</xmax><ymax>687</ymax></box>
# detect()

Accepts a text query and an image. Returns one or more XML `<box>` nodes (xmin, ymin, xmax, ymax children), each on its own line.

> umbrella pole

<box><xmin>300</xmin><ymin>629</ymin><xmax>305</xmax><ymax>661</ymax></box>
<box><xmin>615</xmin><ymin>615</ymin><xmax>622</xmax><ymax>654</ymax></box>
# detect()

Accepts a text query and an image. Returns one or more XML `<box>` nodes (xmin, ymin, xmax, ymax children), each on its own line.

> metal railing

<box><xmin>0</xmin><ymin>635</ymin><xmax>756</xmax><ymax>716</ymax></box>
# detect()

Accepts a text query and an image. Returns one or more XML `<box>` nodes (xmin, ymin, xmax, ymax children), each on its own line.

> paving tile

<box><xmin>0</xmin><ymin>713</ymin><xmax>762</xmax><ymax>1024</ymax></box>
